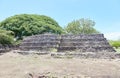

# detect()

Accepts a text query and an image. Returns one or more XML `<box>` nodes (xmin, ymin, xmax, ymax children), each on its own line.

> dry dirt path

<box><xmin>0</xmin><ymin>52</ymin><xmax>120</xmax><ymax>78</ymax></box>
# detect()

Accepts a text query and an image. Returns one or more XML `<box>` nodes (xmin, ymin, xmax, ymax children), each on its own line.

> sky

<box><xmin>0</xmin><ymin>0</ymin><xmax>120</xmax><ymax>40</ymax></box>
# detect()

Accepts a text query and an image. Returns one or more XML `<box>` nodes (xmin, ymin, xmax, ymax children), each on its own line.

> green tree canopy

<box><xmin>65</xmin><ymin>18</ymin><xmax>99</xmax><ymax>34</ymax></box>
<box><xmin>0</xmin><ymin>14</ymin><xmax>64</xmax><ymax>40</ymax></box>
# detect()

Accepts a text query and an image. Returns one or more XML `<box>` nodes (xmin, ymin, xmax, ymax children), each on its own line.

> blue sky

<box><xmin>0</xmin><ymin>0</ymin><xmax>120</xmax><ymax>40</ymax></box>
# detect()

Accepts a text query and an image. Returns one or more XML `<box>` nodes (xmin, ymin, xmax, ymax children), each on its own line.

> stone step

<box><xmin>21</xmin><ymin>41</ymin><xmax>60</xmax><ymax>44</ymax></box>
<box><xmin>22</xmin><ymin>41</ymin><xmax>110</xmax><ymax>45</ymax></box>
<box><xmin>59</xmin><ymin>45</ymin><xmax>112</xmax><ymax>47</ymax></box>
<box><xmin>20</xmin><ymin>45</ymin><xmax>59</xmax><ymax>48</ymax></box>
<box><xmin>61</xmin><ymin>38</ymin><xmax>107</xmax><ymax>42</ymax></box>
<box><xmin>58</xmin><ymin>46</ymin><xmax>115</xmax><ymax>52</ymax></box>
<box><xmin>24</xmin><ymin>35</ymin><xmax>59</xmax><ymax>40</ymax></box>
<box><xmin>23</xmin><ymin>38</ymin><xmax>60</xmax><ymax>42</ymax></box>
<box><xmin>61</xmin><ymin>34</ymin><xmax>104</xmax><ymax>39</ymax></box>
<box><xmin>21</xmin><ymin>43</ymin><xmax>59</xmax><ymax>47</ymax></box>
<box><xmin>51</xmin><ymin>52</ymin><xmax>120</xmax><ymax>59</ymax></box>
<box><xmin>59</xmin><ymin>42</ymin><xmax>109</xmax><ymax>46</ymax></box>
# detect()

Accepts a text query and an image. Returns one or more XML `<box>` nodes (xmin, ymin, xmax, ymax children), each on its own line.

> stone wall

<box><xmin>20</xmin><ymin>34</ymin><xmax>116</xmax><ymax>52</ymax></box>
<box><xmin>58</xmin><ymin>34</ymin><xmax>115</xmax><ymax>52</ymax></box>
<box><xmin>0</xmin><ymin>44</ymin><xmax>14</xmax><ymax>54</ymax></box>
<box><xmin>20</xmin><ymin>34</ymin><xmax>60</xmax><ymax>51</ymax></box>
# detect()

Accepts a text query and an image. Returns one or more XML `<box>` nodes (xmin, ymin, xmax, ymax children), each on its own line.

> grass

<box><xmin>115</xmin><ymin>47</ymin><xmax>120</xmax><ymax>53</ymax></box>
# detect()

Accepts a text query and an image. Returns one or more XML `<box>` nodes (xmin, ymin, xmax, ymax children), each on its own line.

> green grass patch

<box><xmin>115</xmin><ymin>47</ymin><xmax>120</xmax><ymax>53</ymax></box>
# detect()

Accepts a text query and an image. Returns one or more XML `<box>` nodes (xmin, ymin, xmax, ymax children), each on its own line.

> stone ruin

<box><xmin>0</xmin><ymin>44</ymin><xmax>15</xmax><ymax>54</ymax></box>
<box><xmin>20</xmin><ymin>33</ymin><xmax>115</xmax><ymax>52</ymax></box>
<box><xmin>20</xmin><ymin>33</ymin><xmax>60</xmax><ymax>51</ymax></box>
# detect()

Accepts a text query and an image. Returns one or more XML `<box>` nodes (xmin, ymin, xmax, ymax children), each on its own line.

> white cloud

<box><xmin>104</xmin><ymin>32</ymin><xmax>120</xmax><ymax>40</ymax></box>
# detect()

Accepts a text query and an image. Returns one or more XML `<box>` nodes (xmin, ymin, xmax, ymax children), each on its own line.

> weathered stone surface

<box><xmin>58</xmin><ymin>34</ymin><xmax>115</xmax><ymax>52</ymax></box>
<box><xmin>51</xmin><ymin>52</ymin><xmax>120</xmax><ymax>59</ymax></box>
<box><xmin>20</xmin><ymin>33</ymin><xmax>116</xmax><ymax>52</ymax></box>
<box><xmin>0</xmin><ymin>44</ymin><xmax>14</xmax><ymax>54</ymax></box>
<box><xmin>20</xmin><ymin>34</ymin><xmax>60</xmax><ymax>51</ymax></box>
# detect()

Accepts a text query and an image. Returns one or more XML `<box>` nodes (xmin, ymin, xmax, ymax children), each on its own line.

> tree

<box><xmin>0</xmin><ymin>14</ymin><xmax>64</xmax><ymax>40</ymax></box>
<box><xmin>65</xmin><ymin>18</ymin><xmax>99</xmax><ymax>34</ymax></box>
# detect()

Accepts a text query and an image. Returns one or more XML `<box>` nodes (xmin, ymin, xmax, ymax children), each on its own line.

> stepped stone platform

<box><xmin>19</xmin><ymin>34</ymin><xmax>119</xmax><ymax>58</ymax></box>
<box><xmin>20</xmin><ymin>33</ymin><xmax>115</xmax><ymax>52</ymax></box>
<box><xmin>20</xmin><ymin>34</ymin><xmax>60</xmax><ymax>51</ymax></box>
<box><xmin>0</xmin><ymin>44</ymin><xmax>14</xmax><ymax>54</ymax></box>
<box><xmin>51</xmin><ymin>52</ymin><xmax>120</xmax><ymax>59</ymax></box>
<box><xmin>58</xmin><ymin>34</ymin><xmax>115</xmax><ymax>52</ymax></box>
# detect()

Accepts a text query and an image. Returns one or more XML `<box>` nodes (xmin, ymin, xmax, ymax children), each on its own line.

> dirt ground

<box><xmin>0</xmin><ymin>51</ymin><xmax>120</xmax><ymax>78</ymax></box>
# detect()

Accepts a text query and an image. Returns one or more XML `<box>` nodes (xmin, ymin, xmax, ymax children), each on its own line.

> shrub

<box><xmin>109</xmin><ymin>40</ymin><xmax>120</xmax><ymax>49</ymax></box>
<box><xmin>0</xmin><ymin>33</ymin><xmax>14</xmax><ymax>45</ymax></box>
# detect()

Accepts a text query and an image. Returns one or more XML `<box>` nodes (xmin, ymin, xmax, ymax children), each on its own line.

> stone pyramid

<box><xmin>20</xmin><ymin>34</ymin><xmax>115</xmax><ymax>52</ymax></box>
<box><xmin>20</xmin><ymin>33</ymin><xmax>60</xmax><ymax>51</ymax></box>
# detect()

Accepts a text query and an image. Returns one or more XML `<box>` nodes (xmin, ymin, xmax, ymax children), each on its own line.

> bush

<box><xmin>0</xmin><ymin>33</ymin><xmax>14</xmax><ymax>45</ymax></box>
<box><xmin>109</xmin><ymin>40</ymin><xmax>120</xmax><ymax>49</ymax></box>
